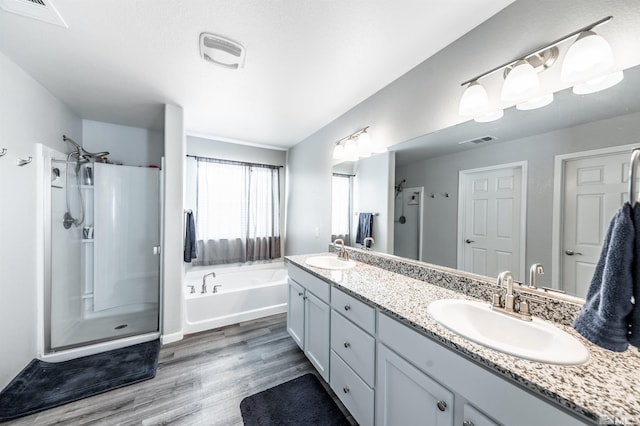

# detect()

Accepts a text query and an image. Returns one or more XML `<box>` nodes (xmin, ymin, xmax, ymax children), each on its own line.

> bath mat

<box><xmin>0</xmin><ymin>339</ymin><xmax>160</xmax><ymax>421</ymax></box>
<box><xmin>240</xmin><ymin>373</ymin><xmax>350</xmax><ymax>425</ymax></box>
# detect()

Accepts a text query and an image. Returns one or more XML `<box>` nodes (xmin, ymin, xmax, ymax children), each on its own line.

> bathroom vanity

<box><xmin>286</xmin><ymin>250</ymin><xmax>640</xmax><ymax>426</ymax></box>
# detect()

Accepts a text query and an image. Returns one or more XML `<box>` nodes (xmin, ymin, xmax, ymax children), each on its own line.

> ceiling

<box><xmin>0</xmin><ymin>0</ymin><xmax>514</xmax><ymax>148</ymax></box>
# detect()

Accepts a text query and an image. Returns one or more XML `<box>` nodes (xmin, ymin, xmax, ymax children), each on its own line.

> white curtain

<box><xmin>194</xmin><ymin>157</ymin><xmax>281</xmax><ymax>265</ymax></box>
<box><xmin>331</xmin><ymin>174</ymin><xmax>352</xmax><ymax>245</ymax></box>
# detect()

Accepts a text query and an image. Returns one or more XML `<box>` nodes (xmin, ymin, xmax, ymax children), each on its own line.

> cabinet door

<box><xmin>305</xmin><ymin>291</ymin><xmax>330</xmax><ymax>381</ymax></box>
<box><xmin>463</xmin><ymin>403</ymin><xmax>499</xmax><ymax>426</ymax></box>
<box><xmin>287</xmin><ymin>279</ymin><xmax>305</xmax><ymax>350</ymax></box>
<box><xmin>377</xmin><ymin>344</ymin><xmax>454</xmax><ymax>426</ymax></box>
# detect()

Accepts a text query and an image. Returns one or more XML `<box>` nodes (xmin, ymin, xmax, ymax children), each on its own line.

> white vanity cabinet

<box><xmin>287</xmin><ymin>265</ymin><xmax>330</xmax><ymax>381</ymax></box>
<box><xmin>377</xmin><ymin>343</ymin><xmax>454</xmax><ymax>425</ymax></box>
<box><xmin>329</xmin><ymin>288</ymin><xmax>376</xmax><ymax>425</ymax></box>
<box><xmin>378</xmin><ymin>313</ymin><xmax>588</xmax><ymax>426</ymax></box>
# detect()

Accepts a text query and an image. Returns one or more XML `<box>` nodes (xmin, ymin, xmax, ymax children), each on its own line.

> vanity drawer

<box><xmin>331</xmin><ymin>310</ymin><xmax>375</xmax><ymax>386</ymax></box>
<box><xmin>288</xmin><ymin>264</ymin><xmax>329</xmax><ymax>303</ymax></box>
<box><xmin>331</xmin><ymin>287</ymin><xmax>375</xmax><ymax>334</ymax></box>
<box><xmin>330</xmin><ymin>350</ymin><xmax>374</xmax><ymax>426</ymax></box>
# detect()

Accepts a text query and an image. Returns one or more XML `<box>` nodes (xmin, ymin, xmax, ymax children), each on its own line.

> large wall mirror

<box><xmin>332</xmin><ymin>64</ymin><xmax>640</xmax><ymax>300</ymax></box>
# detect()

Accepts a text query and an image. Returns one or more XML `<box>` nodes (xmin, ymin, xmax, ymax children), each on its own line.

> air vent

<box><xmin>458</xmin><ymin>135</ymin><xmax>497</xmax><ymax>145</ymax></box>
<box><xmin>0</xmin><ymin>0</ymin><xmax>67</xmax><ymax>27</ymax></box>
<box><xmin>199</xmin><ymin>33</ymin><xmax>246</xmax><ymax>69</ymax></box>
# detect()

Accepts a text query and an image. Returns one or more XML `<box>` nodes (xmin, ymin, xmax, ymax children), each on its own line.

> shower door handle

<box><xmin>153</xmin><ymin>246</ymin><xmax>161</xmax><ymax>255</ymax></box>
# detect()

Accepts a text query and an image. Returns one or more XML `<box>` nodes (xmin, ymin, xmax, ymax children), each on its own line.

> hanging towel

<box><xmin>573</xmin><ymin>202</ymin><xmax>635</xmax><ymax>352</ymax></box>
<box><xmin>184</xmin><ymin>211</ymin><xmax>198</xmax><ymax>263</ymax></box>
<box><xmin>355</xmin><ymin>213</ymin><xmax>373</xmax><ymax>247</ymax></box>
<box><xmin>630</xmin><ymin>205</ymin><xmax>640</xmax><ymax>348</ymax></box>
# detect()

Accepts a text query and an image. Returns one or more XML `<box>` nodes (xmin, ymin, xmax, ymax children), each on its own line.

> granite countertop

<box><xmin>286</xmin><ymin>253</ymin><xmax>640</xmax><ymax>426</ymax></box>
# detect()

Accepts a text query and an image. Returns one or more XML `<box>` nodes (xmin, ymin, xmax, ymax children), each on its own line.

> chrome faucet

<box><xmin>493</xmin><ymin>270</ymin><xmax>532</xmax><ymax>321</ymax></box>
<box><xmin>363</xmin><ymin>237</ymin><xmax>374</xmax><ymax>250</ymax></box>
<box><xmin>202</xmin><ymin>272</ymin><xmax>216</xmax><ymax>293</ymax></box>
<box><xmin>212</xmin><ymin>284</ymin><xmax>223</xmax><ymax>294</ymax></box>
<box><xmin>528</xmin><ymin>263</ymin><xmax>544</xmax><ymax>289</ymax></box>
<box><xmin>333</xmin><ymin>238</ymin><xmax>349</xmax><ymax>261</ymax></box>
<box><xmin>497</xmin><ymin>271</ymin><xmax>515</xmax><ymax>312</ymax></box>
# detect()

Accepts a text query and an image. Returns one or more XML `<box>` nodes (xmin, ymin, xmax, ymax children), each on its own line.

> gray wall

<box><xmin>396</xmin><ymin>110</ymin><xmax>640</xmax><ymax>283</ymax></box>
<box><xmin>0</xmin><ymin>51</ymin><xmax>81</xmax><ymax>389</ymax></box>
<box><xmin>285</xmin><ymin>0</ymin><xmax>640</xmax><ymax>256</ymax></box>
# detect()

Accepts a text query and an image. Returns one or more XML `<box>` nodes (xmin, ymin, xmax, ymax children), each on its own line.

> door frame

<box><xmin>456</xmin><ymin>161</ymin><xmax>528</xmax><ymax>279</ymax></box>
<box><xmin>551</xmin><ymin>143</ymin><xmax>639</xmax><ymax>290</ymax></box>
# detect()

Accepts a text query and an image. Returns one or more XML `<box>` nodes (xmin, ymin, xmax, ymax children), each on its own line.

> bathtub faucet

<box><xmin>202</xmin><ymin>272</ymin><xmax>216</xmax><ymax>293</ymax></box>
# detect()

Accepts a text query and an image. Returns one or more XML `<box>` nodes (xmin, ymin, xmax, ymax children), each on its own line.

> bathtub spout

<box><xmin>202</xmin><ymin>272</ymin><xmax>216</xmax><ymax>293</ymax></box>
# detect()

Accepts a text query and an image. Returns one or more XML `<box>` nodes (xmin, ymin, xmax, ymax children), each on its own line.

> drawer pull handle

<box><xmin>463</xmin><ymin>421</ymin><xmax>475</xmax><ymax>426</ymax></box>
<box><xmin>436</xmin><ymin>401</ymin><xmax>447</xmax><ymax>412</ymax></box>
<box><xmin>343</xmin><ymin>386</ymin><xmax>350</xmax><ymax>394</ymax></box>
<box><xmin>344</xmin><ymin>305</ymin><xmax>351</xmax><ymax>311</ymax></box>
<box><xmin>343</xmin><ymin>341</ymin><xmax>351</xmax><ymax>349</ymax></box>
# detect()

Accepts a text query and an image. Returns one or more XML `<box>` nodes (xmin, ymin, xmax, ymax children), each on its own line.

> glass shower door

<box><xmin>49</xmin><ymin>161</ymin><xmax>160</xmax><ymax>351</ymax></box>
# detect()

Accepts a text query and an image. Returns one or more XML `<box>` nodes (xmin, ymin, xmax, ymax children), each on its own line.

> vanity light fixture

<box><xmin>458</xmin><ymin>16</ymin><xmax>621</xmax><ymax>121</ymax></box>
<box><xmin>333</xmin><ymin>127</ymin><xmax>384</xmax><ymax>161</ymax></box>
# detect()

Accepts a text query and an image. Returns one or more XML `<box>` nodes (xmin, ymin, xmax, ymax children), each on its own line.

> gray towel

<box><xmin>355</xmin><ymin>213</ymin><xmax>373</xmax><ymax>247</ymax></box>
<box><xmin>184</xmin><ymin>211</ymin><xmax>198</xmax><ymax>263</ymax></box>
<box><xmin>630</xmin><ymin>206</ymin><xmax>640</xmax><ymax>348</ymax></box>
<box><xmin>573</xmin><ymin>202</ymin><xmax>635</xmax><ymax>352</ymax></box>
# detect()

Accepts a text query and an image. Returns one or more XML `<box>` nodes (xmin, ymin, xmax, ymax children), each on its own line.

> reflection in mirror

<box><xmin>333</xmin><ymin>64</ymin><xmax>640</xmax><ymax>300</ymax></box>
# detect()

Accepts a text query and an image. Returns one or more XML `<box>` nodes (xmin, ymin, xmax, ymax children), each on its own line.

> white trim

<box><xmin>186</xmin><ymin>131</ymin><xmax>289</xmax><ymax>151</ymax></box>
<box><xmin>551</xmin><ymin>143</ymin><xmax>640</xmax><ymax>290</ymax></box>
<box><xmin>161</xmin><ymin>331</ymin><xmax>183</xmax><ymax>345</ymax></box>
<box><xmin>457</xmin><ymin>161</ymin><xmax>528</xmax><ymax>281</ymax></box>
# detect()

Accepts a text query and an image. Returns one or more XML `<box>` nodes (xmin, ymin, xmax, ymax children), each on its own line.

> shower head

<box><xmin>62</xmin><ymin>135</ymin><xmax>110</xmax><ymax>160</ymax></box>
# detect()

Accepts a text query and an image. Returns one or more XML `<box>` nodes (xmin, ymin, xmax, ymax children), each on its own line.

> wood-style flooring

<box><xmin>5</xmin><ymin>313</ymin><xmax>356</xmax><ymax>426</ymax></box>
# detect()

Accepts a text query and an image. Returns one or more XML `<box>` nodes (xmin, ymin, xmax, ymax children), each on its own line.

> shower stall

<box><xmin>41</xmin><ymin>140</ymin><xmax>161</xmax><ymax>358</ymax></box>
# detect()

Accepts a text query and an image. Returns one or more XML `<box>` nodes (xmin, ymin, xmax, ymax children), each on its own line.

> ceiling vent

<box><xmin>0</xmin><ymin>0</ymin><xmax>67</xmax><ymax>27</ymax></box>
<box><xmin>458</xmin><ymin>135</ymin><xmax>497</xmax><ymax>146</ymax></box>
<box><xmin>199</xmin><ymin>33</ymin><xmax>245</xmax><ymax>69</ymax></box>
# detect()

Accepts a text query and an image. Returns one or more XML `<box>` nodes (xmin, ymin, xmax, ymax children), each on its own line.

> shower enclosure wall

<box><xmin>43</xmin><ymin>144</ymin><xmax>161</xmax><ymax>356</ymax></box>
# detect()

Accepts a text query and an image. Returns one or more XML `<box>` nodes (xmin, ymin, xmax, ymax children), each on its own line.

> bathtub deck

<box><xmin>4</xmin><ymin>313</ymin><xmax>356</xmax><ymax>426</ymax></box>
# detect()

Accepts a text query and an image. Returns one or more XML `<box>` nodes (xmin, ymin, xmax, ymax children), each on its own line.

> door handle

<box><xmin>565</xmin><ymin>250</ymin><xmax>583</xmax><ymax>256</ymax></box>
<box><xmin>465</xmin><ymin>239</ymin><xmax>475</xmax><ymax>244</ymax></box>
<box><xmin>153</xmin><ymin>246</ymin><xmax>161</xmax><ymax>255</ymax></box>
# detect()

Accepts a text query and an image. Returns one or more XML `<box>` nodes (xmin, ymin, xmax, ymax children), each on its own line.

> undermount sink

<box><xmin>305</xmin><ymin>255</ymin><xmax>356</xmax><ymax>270</ymax></box>
<box><xmin>427</xmin><ymin>299</ymin><xmax>589</xmax><ymax>365</ymax></box>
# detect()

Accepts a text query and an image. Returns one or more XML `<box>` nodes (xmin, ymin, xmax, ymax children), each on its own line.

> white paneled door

<box><xmin>458</xmin><ymin>163</ymin><xmax>525</xmax><ymax>281</ymax></box>
<box><xmin>561</xmin><ymin>152</ymin><xmax>629</xmax><ymax>297</ymax></box>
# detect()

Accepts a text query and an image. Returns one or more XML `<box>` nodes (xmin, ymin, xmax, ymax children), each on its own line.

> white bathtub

<box><xmin>183</xmin><ymin>262</ymin><xmax>288</xmax><ymax>334</ymax></box>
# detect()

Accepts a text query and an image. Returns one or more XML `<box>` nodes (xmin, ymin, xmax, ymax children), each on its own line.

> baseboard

<box><xmin>160</xmin><ymin>331</ymin><xmax>183</xmax><ymax>345</ymax></box>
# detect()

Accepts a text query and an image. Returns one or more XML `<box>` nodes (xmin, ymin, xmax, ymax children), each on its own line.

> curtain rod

<box><xmin>186</xmin><ymin>154</ymin><xmax>283</xmax><ymax>169</ymax></box>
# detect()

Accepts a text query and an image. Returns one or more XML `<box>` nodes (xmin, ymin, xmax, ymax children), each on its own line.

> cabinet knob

<box><xmin>303</xmin><ymin>296</ymin><xmax>308</xmax><ymax>300</ymax></box>
<box><xmin>343</xmin><ymin>386</ymin><xmax>350</xmax><ymax>394</ymax></box>
<box><xmin>298</xmin><ymin>292</ymin><xmax>303</xmax><ymax>296</ymax></box>
<box><xmin>463</xmin><ymin>421</ymin><xmax>475</xmax><ymax>426</ymax></box>
<box><xmin>343</xmin><ymin>341</ymin><xmax>351</xmax><ymax>349</ymax></box>
<box><xmin>344</xmin><ymin>305</ymin><xmax>351</xmax><ymax>311</ymax></box>
<box><xmin>436</xmin><ymin>400</ymin><xmax>447</xmax><ymax>412</ymax></box>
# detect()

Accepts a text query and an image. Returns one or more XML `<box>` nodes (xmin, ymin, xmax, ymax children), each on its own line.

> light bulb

<box><xmin>474</xmin><ymin>109</ymin><xmax>504</xmax><ymax>123</ymax></box>
<box><xmin>516</xmin><ymin>93</ymin><xmax>554</xmax><ymax>110</ymax></box>
<box><xmin>357</xmin><ymin>131</ymin><xmax>372</xmax><ymax>157</ymax></box>
<box><xmin>573</xmin><ymin>70</ymin><xmax>624</xmax><ymax>94</ymax></box>
<box><xmin>502</xmin><ymin>60</ymin><xmax>540</xmax><ymax>103</ymax></box>
<box><xmin>561</xmin><ymin>31</ymin><xmax>615</xmax><ymax>83</ymax></box>
<box><xmin>344</xmin><ymin>138</ymin><xmax>358</xmax><ymax>161</ymax></box>
<box><xmin>333</xmin><ymin>143</ymin><xmax>345</xmax><ymax>160</ymax></box>
<box><xmin>458</xmin><ymin>82</ymin><xmax>489</xmax><ymax>116</ymax></box>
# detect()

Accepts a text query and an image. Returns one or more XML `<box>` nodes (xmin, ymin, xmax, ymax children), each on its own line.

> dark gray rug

<box><xmin>0</xmin><ymin>339</ymin><xmax>160</xmax><ymax>422</ymax></box>
<box><xmin>240</xmin><ymin>373</ymin><xmax>350</xmax><ymax>426</ymax></box>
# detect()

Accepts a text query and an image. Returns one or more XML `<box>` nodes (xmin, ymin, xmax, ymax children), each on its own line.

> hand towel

<box><xmin>355</xmin><ymin>213</ymin><xmax>373</xmax><ymax>246</ymax></box>
<box><xmin>184</xmin><ymin>211</ymin><xmax>198</xmax><ymax>263</ymax></box>
<box><xmin>630</xmin><ymin>205</ymin><xmax>640</xmax><ymax>348</ymax></box>
<box><xmin>573</xmin><ymin>202</ymin><xmax>635</xmax><ymax>352</ymax></box>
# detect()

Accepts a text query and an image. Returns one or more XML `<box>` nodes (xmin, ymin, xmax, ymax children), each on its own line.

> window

<box><xmin>331</xmin><ymin>173</ymin><xmax>352</xmax><ymax>245</ymax></box>
<box><xmin>194</xmin><ymin>157</ymin><xmax>281</xmax><ymax>265</ymax></box>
